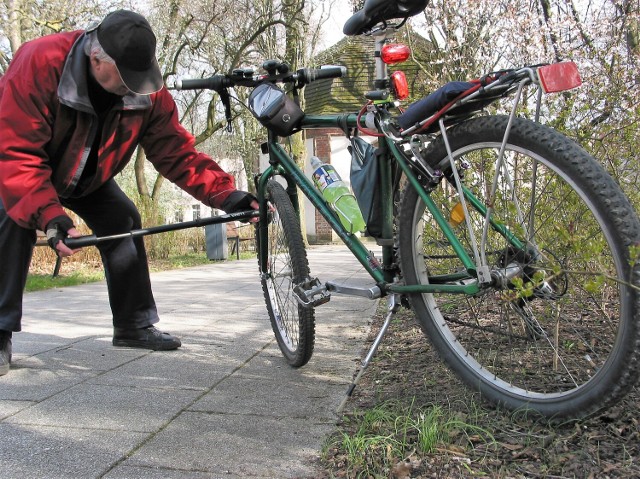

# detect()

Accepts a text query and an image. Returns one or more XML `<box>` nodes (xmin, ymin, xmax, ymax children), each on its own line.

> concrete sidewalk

<box><xmin>0</xmin><ymin>244</ymin><xmax>380</xmax><ymax>478</ymax></box>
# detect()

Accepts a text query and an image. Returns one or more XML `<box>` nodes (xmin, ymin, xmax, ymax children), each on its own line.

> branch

<box><xmin>565</xmin><ymin>0</ymin><xmax>596</xmax><ymax>55</ymax></box>
<box><xmin>228</xmin><ymin>19</ymin><xmax>289</xmax><ymax>69</ymax></box>
<box><xmin>538</xmin><ymin>0</ymin><xmax>562</xmax><ymax>62</ymax></box>
<box><xmin>193</xmin><ymin>96</ymin><xmax>245</xmax><ymax>146</ymax></box>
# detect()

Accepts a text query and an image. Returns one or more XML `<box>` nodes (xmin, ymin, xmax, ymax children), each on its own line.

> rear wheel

<box><xmin>259</xmin><ymin>180</ymin><xmax>314</xmax><ymax>367</ymax></box>
<box><xmin>398</xmin><ymin>115</ymin><xmax>640</xmax><ymax>419</ymax></box>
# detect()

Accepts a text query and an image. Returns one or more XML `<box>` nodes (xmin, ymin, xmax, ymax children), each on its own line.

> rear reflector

<box><xmin>537</xmin><ymin>62</ymin><xmax>582</xmax><ymax>93</ymax></box>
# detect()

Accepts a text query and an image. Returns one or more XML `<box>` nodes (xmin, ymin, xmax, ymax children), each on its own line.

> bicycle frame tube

<box><xmin>462</xmin><ymin>185</ymin><xmax>525</xmax><ymax>251</ymax></box>
<box><xmin>256</xmin><ymin>133</ymin><xmax>386</xmax><ymax>285</ymax></box>
<box><xmin>376</xmin><ymin>140</ymin><xmax>396</xmax><ymax>282</ymax></box>
<box><xmin>385</xmin><ymin>137</ymin><xmax>528</xmax><ymax>292</ymax></box>
<box><xmin>378</xmin><ymin>138</ymin><xmax>484</xmax><ymax>295</ymax></box>
<box><xmin>385</xmin><ymin>144</ymin><xmax>530</xmax><ymax>294</ymax></box>
<box><xmin>301</xmin><ymin>114</ymin><xmax>359</xmax><ymax>128</ymax></box>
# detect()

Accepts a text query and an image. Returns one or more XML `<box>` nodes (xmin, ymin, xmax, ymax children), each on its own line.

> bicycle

<box><xmin>68</xmin><ymin>0</ymin><xmax>640</xmax><ymax>420</ymax></box>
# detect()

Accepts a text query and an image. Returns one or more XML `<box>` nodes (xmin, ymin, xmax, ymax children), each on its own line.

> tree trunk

<box><xmin>283</xmin><ymin>0</ymin><xmax>311</xmax><ymax>244</ymax></box>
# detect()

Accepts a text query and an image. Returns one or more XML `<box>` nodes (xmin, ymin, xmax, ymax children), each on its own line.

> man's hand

<box><xmin>45</xmin><ymin>216</ymin><xmax>82</xmax><ymax>257</ymax></box>
<box><xmin>220</xmin><ymin>191</ymin><xmax>260</xmax><ymax>223</ymax></box>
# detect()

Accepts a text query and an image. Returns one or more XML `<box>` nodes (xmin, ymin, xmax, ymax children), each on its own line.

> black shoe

<box><xmin>0</xmin><ymin>331</ymin><xmax>12</xmax><ymax>376</ymax></box>
<box><xmin>113</xmin><ymin>326</ymin><xmax>181</xmax><ymax>351</ymax></box>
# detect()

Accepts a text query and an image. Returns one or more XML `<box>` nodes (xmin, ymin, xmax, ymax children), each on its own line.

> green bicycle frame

<box><xmin>255</xmin><ymin>112</ymin><xmax>519</xmax><ymax>296</ymax></box>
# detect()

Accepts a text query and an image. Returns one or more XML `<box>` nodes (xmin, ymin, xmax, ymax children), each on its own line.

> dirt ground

<box><xmin>319</xmin><ymin>304</ymin><xmax>640</xmax><ymax>479</ymax></box>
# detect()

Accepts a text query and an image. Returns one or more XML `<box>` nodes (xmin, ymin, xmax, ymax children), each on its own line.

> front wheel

<box><xmin>398</xmin><ymin>115</ymin><xmax>640</xmax><ymax>419</ymax></box>
<box><xmin>258</xmin><ymin>180</ymin><xmax>314</xmax><ymax>367</ymax></box>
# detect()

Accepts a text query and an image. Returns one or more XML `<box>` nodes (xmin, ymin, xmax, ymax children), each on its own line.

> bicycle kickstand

<box><xmin>336</xmin><ymin>293</ymin><xmax>402</xmax><ymax>413</ymax></box>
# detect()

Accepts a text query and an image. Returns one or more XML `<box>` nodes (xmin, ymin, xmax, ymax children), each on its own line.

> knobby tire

<box><xmin>258</xmin><ymin>180</ymin><xmax>314</xmax><ymax>367</ymax></box>
<box><xmin>398</xmin><ymin>115</ymin><xmax>640</xmax><ymax>419</ymax></box>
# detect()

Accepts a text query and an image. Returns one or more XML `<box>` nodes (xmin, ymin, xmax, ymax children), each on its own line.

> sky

<box><xmin>318</xmin><ymin>1</ymin><xmax>352</xmax><ymax>50</ymax></box>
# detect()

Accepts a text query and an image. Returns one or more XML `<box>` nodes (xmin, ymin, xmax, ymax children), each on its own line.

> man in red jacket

<box><xmin>0</xmin><ymin>10</ymin><xmax>258</xmax><ymax>376</ymax></box>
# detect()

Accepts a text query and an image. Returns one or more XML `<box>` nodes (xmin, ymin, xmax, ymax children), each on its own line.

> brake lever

<box><xmin>219</xmin><ymin>88</ymin><xmax>233</xmax><ymax>132</ymax></box>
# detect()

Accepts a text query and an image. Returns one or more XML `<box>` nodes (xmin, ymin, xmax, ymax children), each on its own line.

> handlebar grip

<box><xmin>64</xmin><ymin>235</ymin><xmax>98</xmax><ymax>249</ymax></box>
<box><xmin>298</xmin><ymin>66</ymin><xmax>347</xmax><ymax>84</ymax></box>
<box><xmin>175</xmin><ymin>75</ymin><xmax>229</xmax><ymax>91</ymax></box>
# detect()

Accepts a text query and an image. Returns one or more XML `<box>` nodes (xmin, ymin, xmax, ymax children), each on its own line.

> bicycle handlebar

<box><xmin>174</xmin><ymin>65</ymin><xmax>347</xmax><ymax>92</ymax></box>
<box><xmin>297</xmin><ymin>66</ymin><xmax>347</xmax><ymax>83</ymax></box>
<box><xmin>175</xmin><ymin>75</ymin><xmax>232</xmax><ymax>91</ymax></box>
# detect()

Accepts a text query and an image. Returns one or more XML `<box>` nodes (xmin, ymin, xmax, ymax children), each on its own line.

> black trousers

<box><xmin>0</xmin><ymin>180</ymin><xmax>159</xmax><ymax>332</ymax></box>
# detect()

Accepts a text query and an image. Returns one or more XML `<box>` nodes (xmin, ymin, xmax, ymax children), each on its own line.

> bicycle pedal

<box><xmin>293</xmin><ymin>277</ymin><xmax>331</xmax><ymax>308</ymax></box>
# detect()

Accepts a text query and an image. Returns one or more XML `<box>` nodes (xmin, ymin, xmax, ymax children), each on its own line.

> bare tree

<box><xmin>0</xmin><ymin>0</ymin><xmax>112</xmax><ymax>72</ymax></box>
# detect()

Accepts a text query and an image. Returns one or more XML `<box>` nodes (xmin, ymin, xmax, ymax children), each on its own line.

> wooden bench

<box><xmin>228</xmin><ymin>235</ymin><xmax>255</xmax><ymax>260</ymax></box>
<box><xmin>35</xmin><ymin>230</ymin><xmax>62</xmax><ymax>278</ymax></box>
<box><xmin>227</xmin><ymin>224</ymin><xmax>254</xmax><ymax>260</ymax></box>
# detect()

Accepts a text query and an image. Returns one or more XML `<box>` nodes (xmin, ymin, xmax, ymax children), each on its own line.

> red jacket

<box><xmin>0</xmin><ymin>30</ymin><xmax>236</xmax><ymax>230</ymax></box>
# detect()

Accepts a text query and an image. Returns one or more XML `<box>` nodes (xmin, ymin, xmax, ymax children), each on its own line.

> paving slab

<box><xmin>0</xmin><ymin>243</ymin><xmax>381</xmax><ymax>478</ymax></box>
<box><xmin>0</xmin><ymin>423</ymin><xmax>148</xmax><ymax>479</ymax></box>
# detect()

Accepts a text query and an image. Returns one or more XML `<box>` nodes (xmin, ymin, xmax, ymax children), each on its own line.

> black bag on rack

<box><xmin>349</xmin><ymin>136</ymin><xmax>383</xmax><ymax>237</ymax></box>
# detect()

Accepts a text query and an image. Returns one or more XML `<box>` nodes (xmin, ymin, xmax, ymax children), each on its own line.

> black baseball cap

<box><xmin>88</xmin><ymin>10</ymin><xmax>163</xmax><ymax>95</ymax></box>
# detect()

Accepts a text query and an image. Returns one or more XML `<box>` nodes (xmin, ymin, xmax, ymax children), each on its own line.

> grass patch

<box><xmin>149</xmin><ymin>250</ymin><xmax>256</xmax><ymax>271</ymax></box>
<box><xmin>25</xmin><ymin>270</ymin><xmax>106</xmax><ymax>292</ymax></box>
<box><xmin>321</xmin><ymin>301</ymin><xmax>640</xmax><ymax>478</ymax></box>
<box><xmin>325</xmin><ymin>398</ymin><xmax>494</xmax><ymax>478</ymax></box>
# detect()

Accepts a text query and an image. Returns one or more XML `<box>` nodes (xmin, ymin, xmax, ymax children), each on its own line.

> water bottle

<box><xmin>310</xmin><ymin>156</ymin><xmax>366</xmax><ymax>234</ymax></box>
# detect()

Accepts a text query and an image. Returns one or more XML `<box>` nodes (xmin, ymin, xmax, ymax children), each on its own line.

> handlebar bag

<box><xmin>349</xmin><ymin>136</ymin><xmax>383</xmax><ymax>238</ymax></box>
<box><xmin>248</xmin><ymin>83</ymin><xmax>304</xmax><ymax>136</ymax></box>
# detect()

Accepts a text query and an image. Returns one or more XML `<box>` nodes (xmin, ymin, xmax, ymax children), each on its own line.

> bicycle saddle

<box><xmin>343</xmin><ymin>0</ymin><xmax>430</xmax><ymax>36</ymax></box>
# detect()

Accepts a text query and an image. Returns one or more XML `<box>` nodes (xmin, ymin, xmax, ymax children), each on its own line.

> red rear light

<box><xmin>380</xmin><ymin>44</ymin><xmax>411</xmax><ymax>65</ymax></box>
<box><xmin>391</xmin><ymin>71</ymin><xmax>409</xmax><ymax>100</ymax></box>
